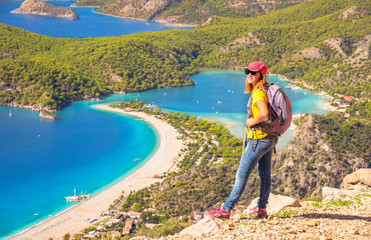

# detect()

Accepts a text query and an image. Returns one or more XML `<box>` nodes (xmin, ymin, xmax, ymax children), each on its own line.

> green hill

<box><xmin>0</xmin><ymin>0</ymin><xmax>370</xmax><ymax>112</ymax></box>
<box><xmin>95</xmin><ymin>0</ymin><xmax>307</xmax><ymax>24</ymax></box>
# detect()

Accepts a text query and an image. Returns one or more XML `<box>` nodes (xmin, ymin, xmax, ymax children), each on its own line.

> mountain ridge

<box><xmin>90</xmin><ymin>0</ymin><xmax>306</xmax><ymax>25</ymax></box>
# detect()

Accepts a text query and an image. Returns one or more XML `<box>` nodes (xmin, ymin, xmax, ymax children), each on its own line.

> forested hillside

<box><xmin>1</xmin><ymin>0</ymin><xmax>370</xmax><ymax>113</ymax></box>
<box><xmin>72</xmin><ymin>0</ymin><xmax>114</xmax><ymax>7</ymax></box>
<box><xmin>95</xmin><ymin>0</ymin><xmax>305</xmax><ymax>24</ymax></box>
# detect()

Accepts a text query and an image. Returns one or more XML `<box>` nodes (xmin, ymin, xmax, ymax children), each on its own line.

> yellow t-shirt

<box><xmin>247</xmin><ymin>89</ymin><xmax>268</xmax><ymax>139</ymax></box>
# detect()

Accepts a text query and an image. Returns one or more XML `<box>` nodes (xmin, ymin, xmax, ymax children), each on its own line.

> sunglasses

<box><xmin>245</xmin><ymin>70</ymin><xmax>259</xmax><ymax>75</ymax></box>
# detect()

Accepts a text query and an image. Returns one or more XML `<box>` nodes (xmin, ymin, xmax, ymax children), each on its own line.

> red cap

<box><xmin>244</xmin><ymin>61</ymin><xmax>267</xmax><ymax>74</ymax></box>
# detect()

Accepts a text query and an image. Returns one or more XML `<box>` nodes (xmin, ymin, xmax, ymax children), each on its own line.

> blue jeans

<box><xmin>223</xmin><ymin>135</ymin><xmax>278</xmax><ymax>211</ymax></box>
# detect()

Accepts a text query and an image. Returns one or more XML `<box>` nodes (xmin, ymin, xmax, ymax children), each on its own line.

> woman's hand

<box><xmin>245</xmin><ymin>118</ymin><xmax>256</xmax><ymax>128</ymax></box>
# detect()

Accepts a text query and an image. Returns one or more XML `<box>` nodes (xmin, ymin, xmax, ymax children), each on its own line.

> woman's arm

<box><xmin>245</xmin><ymin>100</ymin><xmax>268</xmax><ymax>128</ymax></box>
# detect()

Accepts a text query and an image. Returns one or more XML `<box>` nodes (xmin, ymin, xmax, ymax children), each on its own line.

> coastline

<box><xmin>9</xmin><ymin>104</ymin><xmax>185</xmax><ymax>240</ymax></box>
<box><xmin>270</xmin><ymin>73</ymin><xmax>337</xmax><ymax>112</ymax></box>
<box><xmin>92</xmin><ymin>10</ymin><xmax>196</xmax><ymax>28</ymax></box>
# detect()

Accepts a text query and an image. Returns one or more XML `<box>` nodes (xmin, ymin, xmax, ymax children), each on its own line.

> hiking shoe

<box><xmin>204</xmin><ymin>206</ymin><xmax>230</xmax><ymax>220</ymax></box>
<box><xmin>249</xmin><ymin>207</ymin><xmax>268</xmax><ymax>219</ymax></box>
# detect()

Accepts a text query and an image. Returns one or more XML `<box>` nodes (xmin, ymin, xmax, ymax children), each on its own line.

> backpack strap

<box><xmin>251</xmin><ymin>129</ymin><xmax>255</xmax><ymax>151</ymax></box>
<box><xmin>242</xmin><ymin>125</ymin><xmax>248</xmax><ymax>152</ymax></box>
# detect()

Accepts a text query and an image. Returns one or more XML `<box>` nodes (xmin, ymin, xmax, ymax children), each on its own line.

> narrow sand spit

<box><xmin>11</xmin><ymin>104</ymin><xmax>184</xmax><ymax>240</ymax></box>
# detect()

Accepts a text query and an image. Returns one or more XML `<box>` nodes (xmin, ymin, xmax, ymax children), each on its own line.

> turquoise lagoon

<box><xmin>107</xmin><ymin>71</ymin><xmax>329</xmax><ymax>150</ymax></box>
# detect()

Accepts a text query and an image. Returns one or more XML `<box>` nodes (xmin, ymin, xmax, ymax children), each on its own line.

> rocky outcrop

<box><xmin>321</xmin><ymin>185</ymin><xmax>368</xmax><ymax>202</ymax></box>
<box><xmin>300</xmin><ymin>47</ymin><xmax>324</xmax><ymax>59</ymax></box>
<box><xmin>96</xmin><ymin>0</ymin><xmax>172</xmax><ymax>22</ymax></box>
<box><xmin>338</xmin><ymin>6</ymin><xmax>357</xmax><ymax>19</ymax></box>
<box><xmin>324</xmin><ymin>37</ymin><xmax>348</xmax><ymax>58</ymax></box>
<box><xmin>219</xmin><ymin>32</ymin><xmax>264</xmax><ymax>53</ymax></box>
<box><xmin>39</xmin><ymin>110</ymin><xmax>57</xmax><ymax>120</ymax></box>
<box><xmin>341</xmin><ymin>168</ymin><xmax>371</xmax><ymax>190</ymax></box>
<box><xmin>322</xmin><ymin>169</ymin><xmax>371</xmax><ymax>201</ymax></box>
<box><xmin>132</xmin><ymin>172</ymin><xmax>371</xmax><ymax>240</ymax></box>
<box><xmin>246</xmin><ymin>193</ymin><xmax>301</xmax><ymax>214</ymax></box>
<box><xmin>179</xmin><ymin>217</ymin><xmax>220</xmax><ymax>237</ymax></box>
<box><xmin>11</xmin><ymin>0</ymin><xmax>79</xmax><ymax>20</ymax></box>
<box><xmin>350</xmin><ymin>34</ymin><xmax>371</xmax><ymax>62</ymax></box>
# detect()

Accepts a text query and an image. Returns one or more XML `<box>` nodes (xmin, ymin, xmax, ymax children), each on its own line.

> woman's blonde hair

<box><xmin>244</xmin><ymin>72</ymin><xmax>268</xmax><ymax>94</ymax></box>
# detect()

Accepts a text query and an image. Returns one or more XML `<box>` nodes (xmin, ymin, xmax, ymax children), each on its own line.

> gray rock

<box><xmin>246</xmin><ymin>193</ymin><xmax>301</xmax><ymax>214</ymax></box>
<box><xmin>322</xmin><ymin>186</ymin><xmax>355</xmax><ymax>201</ymax></box>
<box><xmin>341</xmin><ymin>168</ymin><xmax>371</xmax><ymax>190</ymax></box>
<box><xmin>179</xmin><ymin>215</ymin><xmax>220</xmax><ymax>237</ymax></box>
<box><xmin>301</xmin><ymin>47</ymin><xmax>324</xmax><ymax>59</ymax></box>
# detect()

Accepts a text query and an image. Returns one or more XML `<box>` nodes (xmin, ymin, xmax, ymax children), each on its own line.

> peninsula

<box><xmin>11</xmin><ymin>0</ymin><xmax>79</xmax><ymax>20</ymax></box>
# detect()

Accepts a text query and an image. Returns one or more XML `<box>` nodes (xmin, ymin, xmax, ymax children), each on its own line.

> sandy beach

<box><xmin>10</xmin><ymin>104</ymin><xmax>185</xmax><ymax>240</ymax></box>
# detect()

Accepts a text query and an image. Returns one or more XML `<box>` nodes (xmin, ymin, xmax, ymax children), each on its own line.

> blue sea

<box><xmin>0</xmin><ymin>1</ymin><xmax>329</xmax><ymax>238</ymax></box>
<box><xmin>0</xmin><ymin>0</ymin><xmax>192</xmax><ymax>38</ymax></box>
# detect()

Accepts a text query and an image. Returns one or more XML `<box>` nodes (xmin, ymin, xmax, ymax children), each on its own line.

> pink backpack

<box><xmin>257</xmin><ymin>84</ymin><xmax>292</xmax><ymax>136</ymax></box>
<box><xmin>244</xmin><ymin>84</ymin><xmax>292</xmax><ymax>151</ymax></box>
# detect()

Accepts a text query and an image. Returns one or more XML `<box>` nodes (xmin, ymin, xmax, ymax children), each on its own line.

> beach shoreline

<box><xmin>9</xmin><ymin>104</ymin><xmax>185</xmax><ymax>240</ymax></box>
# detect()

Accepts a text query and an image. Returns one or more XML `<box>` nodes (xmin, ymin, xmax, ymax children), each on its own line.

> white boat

<box><xmin>9</xmin><ymin>109</ymin><xmax>12</xmax><ymax>117</ymax></box>
<box><xmin>65</xmin><ymin>188</ymin><xmax>91</xmax><ymax>202</ymax></box>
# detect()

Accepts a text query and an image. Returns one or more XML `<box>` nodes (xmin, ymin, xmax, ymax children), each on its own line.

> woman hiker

<box><xmin>204</xmin><ymin>61</ymin><xmax>278</xmax><ymax>220</ymax></box>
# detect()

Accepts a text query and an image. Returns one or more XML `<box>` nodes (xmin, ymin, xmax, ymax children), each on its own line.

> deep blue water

<box><xmin>0</xmin><ymin>103</ymin><xmax>158</xmax><ymax>239</ymax></box>
<box><xmin>0</xmin><ymin>0</ymin><xmax>192</xmax><ymax>38</ymax></box>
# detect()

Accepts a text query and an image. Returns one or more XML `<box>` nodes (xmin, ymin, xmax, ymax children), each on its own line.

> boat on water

<box><xmin>9</xmin><ymin>109</ymin><xmax>12</xmax><ymax>117</ymax></box>
<box><xmin>65</xmin><ymin>188</ymin><xmax>91</xmax><ymax>202</ymax></box>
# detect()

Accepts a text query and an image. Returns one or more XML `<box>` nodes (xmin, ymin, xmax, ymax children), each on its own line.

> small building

<box><xmin>125</xmin><ymin>220</ymin><xmax>133</xmax><ymax>227</ymax></box>
<box><xmin>96</xmin><ymin>225</ymin><xmax>106</xmax><ymax>231</ymax></box>
<box><xmin>122</xmin><ymin>221</ymin><xmax>133</xmax><ymax>234</ymax></box>
<box><xmin>122</xmin><ymin>226</ymin><xmax>131</xmax><ymax>234</ymax></box>
<box><xmin>343</xmin><ymin>96</ymin><xmax>353</xmax><ymax>101</ymax></box>
<box><xmin>127</xmin><ymin>211</ymin><xmax>141</xmax><ymax>220</ymax></box>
